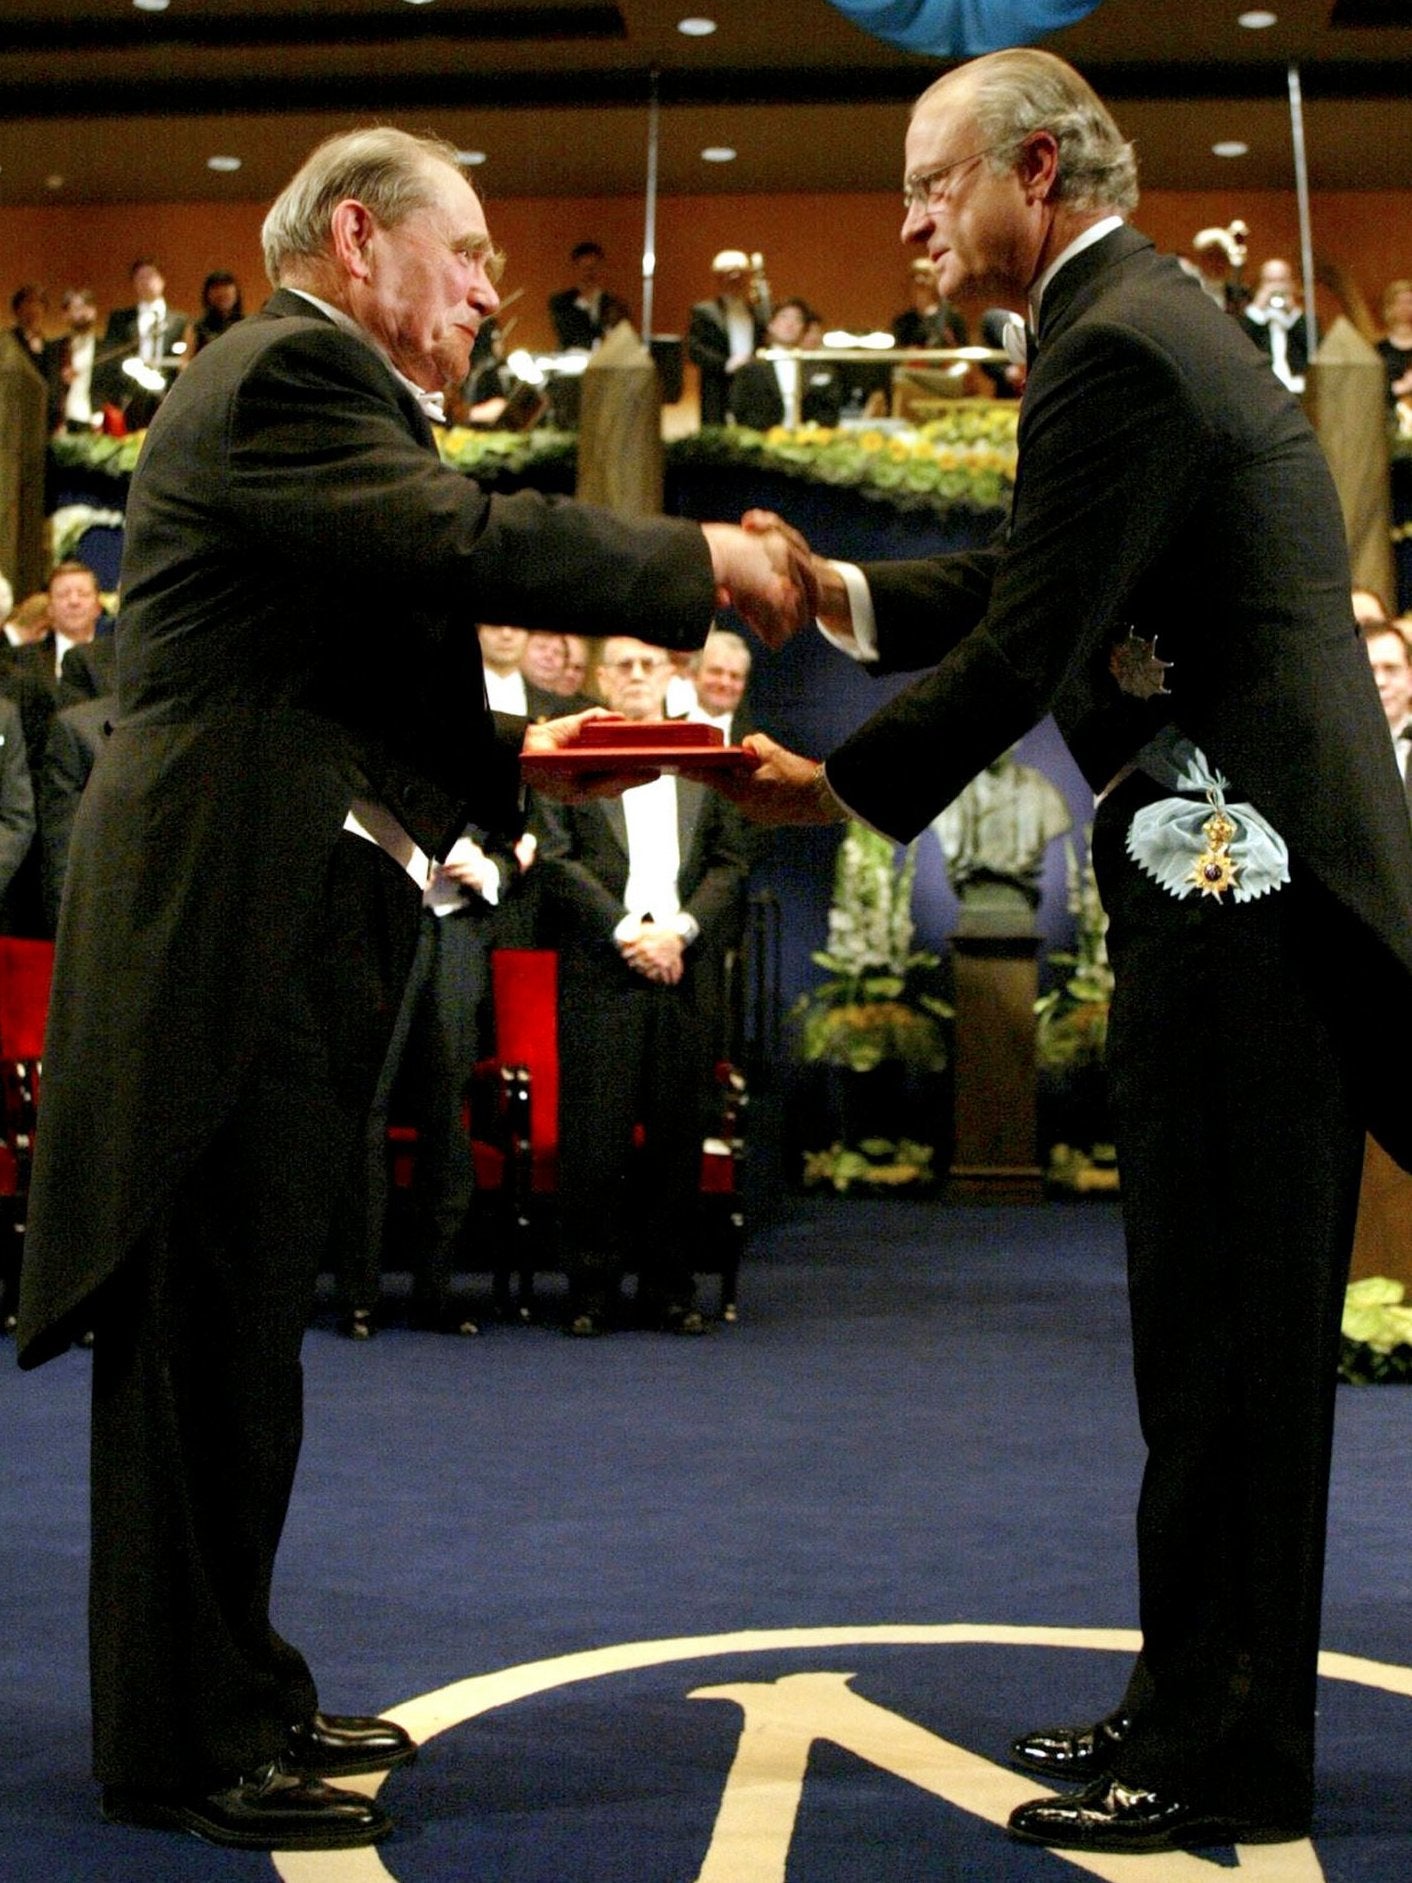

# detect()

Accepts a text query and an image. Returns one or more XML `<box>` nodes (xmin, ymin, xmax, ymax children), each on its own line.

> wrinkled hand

<box><xmin>702</xmin><ymin>520</ymin><xmax>818</xmax><ymax>650</ymax></box>
<box><xmin>521</xmin><ymin>709</ymin><xmax>659</xmax><ymax>802</ymax></box>
<box><xmin>620</xmin><ymin>923</ymin><xmax>685</xmax><ymax>984</ymax></box>
<box><xmin>687</xmin><ymin>731</ymin><xmax>848</xmax><ymax>826</ymax></box>
<box><xmin>740</xmin><ymin>509</ymin><xmax>854</xmax><ymax>644</ymax></box>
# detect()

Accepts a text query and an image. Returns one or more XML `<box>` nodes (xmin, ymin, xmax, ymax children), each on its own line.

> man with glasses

<box><xmin>533</xmin><ymin>636</ymin><xmax>750</xmax><ymax>1335</ymax></box>
<box><xmin>15</xmin><ymin>127</ymin><xmax>810</xmax><ymax>1852</ymax></box>
<box><xmin>710</xmin><ymin>46</ymin><xmax>1412</xmax><ymax>1857</ymax></box>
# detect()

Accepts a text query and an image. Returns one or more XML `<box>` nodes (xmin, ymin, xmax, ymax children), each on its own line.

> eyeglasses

<box><xmin>902</xmin><ymin>142</ymin><xmax>1015</xmax><ymax>216</ymax></box>
<box><xmin>601</xmin><ymin>655</ymin><xmax>670</xmax><ymax>676</ymax></box>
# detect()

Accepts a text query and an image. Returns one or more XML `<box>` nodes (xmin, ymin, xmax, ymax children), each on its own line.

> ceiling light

<box><xmin>678</xmin><ymin>16</ymin><xmax>717</xmax><ymax>32</ymax></box>
<box><xmin>44</xmin><ymin>174</ymin><xmax>64</xmax><ymax>190</ymax></box>
<box><xmin>403</xmin><ymin>0</ymin><xmax>437</xmax><ymax>7</ymax></box>
<box><xmin>207</xmin><ymin>154</ymin><xmax>241</xmax><ymax>173</ymax></box>
<box><xmin>1212</xmin><ymin>140</ymin><xmax>1249</xmax><ymax>158</ymax></box>
<box><xmin>456</xmin><ymin>149</ymin><xmax>487</xmax><ymax>166</ymax></box>
<box><xmin>132</xmin><ymin>0</ymin><xmax>170</xmax><ymax>11</ymax></box>
<box><xmin>701</xmin><ymin>147</ymin><xmax>736</xmax><ymax>163</ymax></box>
<box><xmin>1237</xmin><ymin>9</ymin><xmax>1277</xmax><ymax>25</ymax></box>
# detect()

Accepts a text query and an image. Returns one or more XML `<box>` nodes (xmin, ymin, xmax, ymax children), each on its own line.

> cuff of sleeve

<box><xmin>613</xmin><ymin>913</ymin><xmax>642</xmax><ymax>945</ymax></box>
<box><xmin>816</xmin><ymin>562</ymin><xmax>878</xmax><ymax>663</ymax></box>
<box><xmin>669</xmin><ymin>912</ymin><xmax>700</xmax><ymax>945</ymax></box>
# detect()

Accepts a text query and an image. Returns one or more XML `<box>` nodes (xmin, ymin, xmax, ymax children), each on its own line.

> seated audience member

<box><xmin>10</xmin><ymin>562</ymin><xmax>110</xmax><ymax>690</ymax></box>
<box><xmin>1353</xmin><ymin>587</ymin><xmax>1391</xmax><ymax>630</ymax></box>
<box><xmin>479</xmin><ymin>623</ymin><xmax>564</xmax><ymax>717</ymax></box>
<box><xmin>521</xmin><ymin>630</ymin><xmax>565</xmax><ymax>692</ymax></box>
<box><xmin>58</xmin><ymin>631</ymin><xmax>116</xmax><ymax>708</ymax></box>
<box><xmin>8</xmin><ymin>286</ymin><xmax>48</xmax><ymax>377</ymax></box>
<box><xmin>0</xmin><ymin>593</ymin><xmax>62</xmax><ymax>774</ymax></box>
<box><xmin>560</xmin><ymin>634</ymin><xmax>591</xmax><ymax>700</ymax></box>
<box><xmin>39</xmin><ymin>695</ymin><xmax>109</xmax><ymax>930</ymax></box>
<box><xmin>1364</xmin><ymin>618</ymin><xmax>1412</xmax><ymax>821</ymax></box>
<box><xmin>891</xmin><ymin>257</ymin><xmax>968</xmax><ymax>350</ymax></box>
<box><xmin>1240</xmin><ymin>257</ymin><xmax>1308</xmax><ymax>392</ymax></box>
<box><xmin>1377</xmin><ymin>279</ymin><xmax>1412</xmax><ymax>409</ymax></box>
<box><xmin>0</xmin><ymin>693</ymin><xmax>36</xmax><ymax>932</ymax></box>
<box><xmin>664</xmin><ymin>649</ymin><xmax>698</xmax><ymax>718</ymax></box>
<box><xmin>192</xmin><ymin>271</ymin><xmax>244</xmax><ymax>353</ymax></box>
<box><xmin>531</xmin><ymin>637</ymin><xmax>750</xmax><ymax>1336</ymax></box>
<box><xmin>548</xmin><ymin>242</ymin><xmax>631</xmax><ymax>351</ymax></box>
<box><xmin>688</xmin><ymin>250</ymin><xmax>767</xmax><ymax>427</ymax></box>
<box><xmin>728</xmin><ymin>298</ymin><xmax>842</xmax><ymax>430</ymax></box>
<box><xmin>687</xmin><ymin>628</ymin><xmax>755</xmax><ymax>742</ymax></box>
<box><xmin>45</xmin><ymin>289</ymin><xmax>102</xmax><ymax>433</ymax></box>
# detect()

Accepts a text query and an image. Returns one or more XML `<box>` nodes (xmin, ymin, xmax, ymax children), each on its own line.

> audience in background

<box><xmin>47</xmin><ymin>289</ymin><xmax>100</xmax><ymax>432</ymax></box>
<box><xmin>532</xmin><ymin>636</ymin><xmax>751</xmax><ymax>1336</ymax></box>
<box><xmin>891</xmin><ymin>257</ymin><xmax>968</xmax><ymax>349</ymax></box>
<box><xmin>688</xmin><ymin>249</ymin><xmax>768</xmax><ymax>426</ymax></box>
<box><xmin>1378</xmin><ymin>279</ymin><xmax>1412</xmax><ymax>409</ymax></box>
<box><xmin>1240</xmin><ymin>257</ymin><xmax>1308</xmax><ymax>393</ymax></box>
<box><xmin>728</xmin><ymin>297</ymin><xmax>842</xmax><ymax>430</ymax></box>
<box><xmin>191</xmin><ymin>271</ymin><xmax>244</xmax><ymax>353</ymax></box>
<box><xmin>547</xmin><ymin>242</ymin><xmax>630</xmax><ymax>352</ymax></box>
<box><xmin>687</xmin><ymin>628</ymin><xmax>754</xmax><ymax>742</ymax></box>
<box><xmin>1363</xmin><ymin>617</ymin><xmax>1412</xmax><ymax>824</ymax></box>
<box><xmin>8</xmin><ymin>286</ymin><xmax>48</xmax><ymax>377</ymax></box>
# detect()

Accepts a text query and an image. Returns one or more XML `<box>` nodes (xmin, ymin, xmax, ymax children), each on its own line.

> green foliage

<box><xmin>801</xmin><ymin>1138</ymin><xmax>936</xmax><ymax>1193</ymax></box>
<box><xmin>792</xmin><ymin>823</ymin><xmax>951</xmax><ymax>1072</ymax></box>
<box><xmin>1340</xmin><ymin>1276</ymin><xmax>1412</xmax><ymax>1382</ymax></box>
<box><xmin>1034</xmin><ymin>833</ymin><xmax>1112</xmax><ymax>1072</ymax></box>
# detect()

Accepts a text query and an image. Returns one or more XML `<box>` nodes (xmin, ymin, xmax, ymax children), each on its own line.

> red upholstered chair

<box><xmin>469</xmin><ymin>947</ymin><xmax>746</xmax><ymax>1323</ymax></box>
<box><xmin>0</xmin><ymin>937</ymin><xmax>54</xmax><ymax>1335</ymax></box>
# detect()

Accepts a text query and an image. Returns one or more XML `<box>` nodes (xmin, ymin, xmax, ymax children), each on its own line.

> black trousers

<box><xmin>1091</xmin><ymin>778</ymin><xmax>1364</xmax><ymax>1826</ymax></box>
<box><xmin>555</xmin><ymin>953</ymin><xmax>715</xmax><ymax>1314</ymax></box>
<box><xmin>88</xmin><ymin>836</ymin><xmax>419</xmax><ymax>1789</ymax></box>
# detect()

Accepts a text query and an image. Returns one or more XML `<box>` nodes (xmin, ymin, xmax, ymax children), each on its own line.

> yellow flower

<box><xmin>856</xmin><ymin>429</ymin><xmax>886</xmax><ymax>453</ymax></box>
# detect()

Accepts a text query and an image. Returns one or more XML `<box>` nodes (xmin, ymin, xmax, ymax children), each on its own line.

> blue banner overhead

<box><xmin>825</xmin><ymin>0</ymin><xmax>1102</xmax><ymax>56</ymax></box>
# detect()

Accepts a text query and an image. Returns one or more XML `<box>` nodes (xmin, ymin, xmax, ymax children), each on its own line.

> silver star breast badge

<box><xmin>1109</xmin><ymin>630</ymin><xmax>1174</xmax><ymax>700</ymax></box>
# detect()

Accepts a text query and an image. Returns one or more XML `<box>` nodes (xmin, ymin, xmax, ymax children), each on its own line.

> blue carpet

<box><xmin>3</xmin><ymin>1197</ymin><xmax>1412</xmax><ymax>1880</ymax></box>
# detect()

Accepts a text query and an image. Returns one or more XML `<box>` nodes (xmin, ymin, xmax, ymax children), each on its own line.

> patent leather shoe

<box><xmin>1009</xmin><ymin>1707</ymin><xmax>1131</xmax><ymax>1780</ymax></box>
<box><xmin>287</xmin><ymin>1710</ymin><xmax>417</xmax><ymax>1778</ymax></box>
<box><xmin>1007</xmin><ymin>1776</ymin><xmax>1306</xmax><ymax>1853</ymax></box>
<box><xmin>102</xmin><ymin>1758</ymin><xmax>391</xmax><ymax>1850</ymax></box>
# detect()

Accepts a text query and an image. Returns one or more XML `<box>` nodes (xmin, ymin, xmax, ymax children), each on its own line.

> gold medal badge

<box><xmin>1191</xmin><ymin>808</ymin><xmax>1240</xmax><ymax>899</ymax></box>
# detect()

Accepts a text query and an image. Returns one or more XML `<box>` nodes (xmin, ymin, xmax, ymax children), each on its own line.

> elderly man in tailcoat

<box><xmin>716</xmin><ymin>48</ymin><xmax>1412</xmax><ymax>1858</ymax></box>
<box><xmin>15</xmin><ymin>126</ymin><xmax>807</xmax><ymax>1852</ymax></box>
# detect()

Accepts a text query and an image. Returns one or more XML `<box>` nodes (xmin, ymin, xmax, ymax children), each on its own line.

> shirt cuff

<box><xmin>816</xmin><ymin>561</ymin><xmax>879</xmax><ymax>662</ymax></box>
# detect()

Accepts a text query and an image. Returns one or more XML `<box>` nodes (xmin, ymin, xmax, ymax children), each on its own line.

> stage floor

<box><xmin>3</xmin><ymin>1197</ymin><xmax>1410</xmax><ymax>1882</ymax></box>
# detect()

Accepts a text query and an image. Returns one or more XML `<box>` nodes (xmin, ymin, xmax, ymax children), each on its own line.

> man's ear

<box><xmin>329</xmin><ymin>199</ymin><xmax>377</xmax><ymax>282</ymax></box>
<box><xmin>1018</xmin><ymin>130</ymin><xmax>1061</xmax><ymax>204</ymax></box>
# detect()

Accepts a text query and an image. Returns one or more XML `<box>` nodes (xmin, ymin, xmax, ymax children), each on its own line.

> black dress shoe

<box><xmin>102</xmin><ymin>1759</ymin><xmax>391</xmax><ymax>1850</ymax></box>
<box><xmin>287</xmin><ymin>1710</ymin><xmax>418</xmax><ymax>1778</ymax></box>
<box><xmin>1007</xmin><ymin>1776</ymin><xmax>1307</xmax><ymax>1853</ymax></box>
<box><xmin>1009</xmin><ymin>1707</ymin><xmax>1131</xmax><ymax>1780</ymax></box>
<box><xmin>661</xmin><ymin>1304</ymin><xmax>709</xmax><ymax>1336</ymax></box>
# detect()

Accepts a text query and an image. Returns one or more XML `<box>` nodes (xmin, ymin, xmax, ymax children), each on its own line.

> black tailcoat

<box><xmin>19</xmin><ymin>289</ymin><xmax>713</xmax><ymax>1363</ymax></box>
<box><xmin>825</xmin><ymin>225</ymin><xmax>1412</xmax><ymax>1820</ymax></box>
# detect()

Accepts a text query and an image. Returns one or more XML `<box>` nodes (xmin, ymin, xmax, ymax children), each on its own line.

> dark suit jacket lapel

<box><xmin>602</xmin><ymin>795</ymin><xmax>629</xmax><ymax>860</ymax></box>
<box><xmin>676</xmin><ymin>776</ymin><xmax>703</xmax><ymax>873</ymax></box>
<box><xmin>261</xmin><ymin>287</ymin><xmax>437</xmax><ymax>451</ymax></box>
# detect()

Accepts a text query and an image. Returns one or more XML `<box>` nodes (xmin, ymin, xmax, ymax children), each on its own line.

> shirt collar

<box><xmin>1029</xmin><ymin>215</ymin><xmax>1126</xmax><ymax>331</ymax></box>
<box><xmin>284</xmin><ymin>286</ymin><xmax>447</xmax><ymax>425</ymax></box>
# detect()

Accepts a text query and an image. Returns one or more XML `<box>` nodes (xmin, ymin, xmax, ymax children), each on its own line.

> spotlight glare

<box><xmin>678</xmin><ymin>16</ymin><xmax>717</xmax><ymax>33</ymax></box>
<box><xmin>207</xmin><ymin>154</ymin><xmax>241</xmax><ymax>173</ymax></box>
<box><xmin>1212</xmin><ymin>140</ymin><xmax>1250</xmax><ymax>158</ymax></box>
<box><xmin>456</xmin><ymin>149</ymin><xmax>488</xmax><ymax>167</ymax></box>
<box><xmin>1237</xmin><ymin>9</ymin><xmax>1277</xmax><ymax>26</ymax></box>
<box><xmin>701</xmin><ymin>146</ymin><xmax>736</xmax><ymax>163</ymax></box>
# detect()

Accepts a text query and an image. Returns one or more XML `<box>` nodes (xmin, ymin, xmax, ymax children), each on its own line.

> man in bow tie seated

<box><xmin>531</xmin><ymin>636</ymin><xmax>751</xmax><ymax>1336</ymax></box>
<box><xmin>15</xmin><ymin>125</ymin><xmax>813</xmax><ymax>1853</ymax></box>
<box><xmin>699</xmin><ymin>46</ymin><xmax>1412</xmax><ymax>1859</ymax></box>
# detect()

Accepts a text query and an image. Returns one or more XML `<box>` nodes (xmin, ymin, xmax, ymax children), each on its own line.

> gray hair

<box><xmin>702</xmin><ymin>627</ymin><xmax>752</xmax><ymax>668</ymax></box>
<box><xmin>261</xmin><ymin>126</ymin><xmax>466</xmax><ymax>287</ymax></box>
<box><xmin>919</xmin><ymin>49</ymin><xmax>1138</xmax><ymax>218</ymax></box>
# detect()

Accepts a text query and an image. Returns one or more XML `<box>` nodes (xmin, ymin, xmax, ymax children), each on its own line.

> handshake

<box><xmin>701</xmin><ymin>509</ymin><xmax>840</xmax><ymax>650</ymax></box>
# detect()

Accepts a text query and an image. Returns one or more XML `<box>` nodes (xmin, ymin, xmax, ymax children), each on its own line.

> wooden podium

<box><xmin>949</xmin><ymin>916</ymin><xmax>1043</xmax><ymax>1202</ymax></box>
